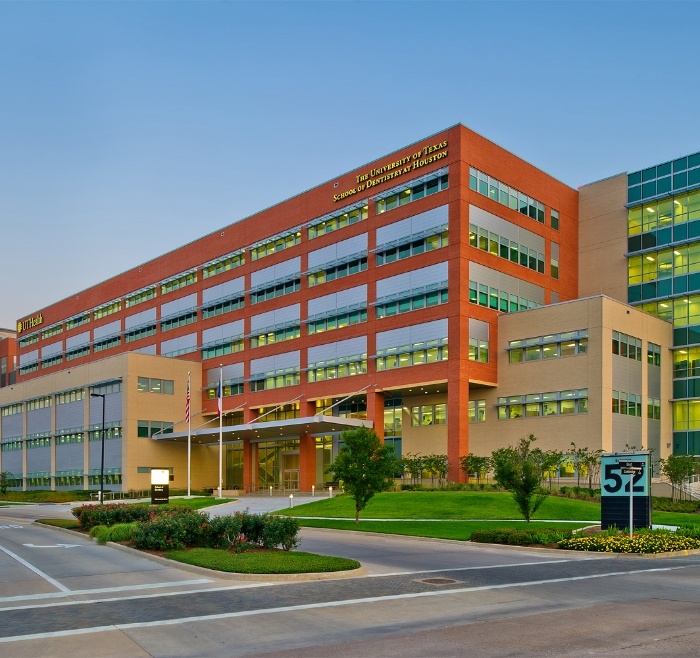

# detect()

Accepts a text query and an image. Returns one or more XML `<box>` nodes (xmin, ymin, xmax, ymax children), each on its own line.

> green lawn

<box><xmin>165</xmin><ymin>548</ymin><xmax>360</xmax><ymax>574</ymax></box>
<box><xmin>296</xmin><ymin>518</ymin><xmax>592</xmax><ymax>540</ymax></box>
<box><xmin>287</xmin><ymin>491</ymin><xmax>602</xmax><ymax>521</ymax></box>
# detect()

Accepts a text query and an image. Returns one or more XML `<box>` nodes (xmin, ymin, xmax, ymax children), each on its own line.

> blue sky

<box><xmin>2</xmin><ymin>0</ymin><xmax>699</xmax><ymax>328</ymax></box>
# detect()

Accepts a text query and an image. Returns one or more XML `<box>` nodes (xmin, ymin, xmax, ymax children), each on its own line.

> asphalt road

<box><xmin>1</xmin><ymin>501</ymin><xmax>700</xmax><ymax>657</ymax></box>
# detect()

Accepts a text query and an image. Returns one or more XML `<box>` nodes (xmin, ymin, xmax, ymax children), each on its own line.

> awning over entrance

<box><xmin>151</xmin><ymin>416</ymin><xmax>373</xmax><ymax>445</ymax></box>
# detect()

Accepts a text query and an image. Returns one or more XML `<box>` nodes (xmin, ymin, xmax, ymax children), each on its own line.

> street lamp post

<box><xmin>90</xmin><ymin>392</ymin><xmax>106</xmax><ymax>504</ymax></box>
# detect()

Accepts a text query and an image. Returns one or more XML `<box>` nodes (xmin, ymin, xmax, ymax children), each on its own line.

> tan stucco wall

<box><xmin>578</xmin><ymin>174</ymin><xmax>629</xmax><ymax>302</ymax></box>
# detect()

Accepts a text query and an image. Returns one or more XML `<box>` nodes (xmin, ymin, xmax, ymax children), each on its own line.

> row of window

<box><xmin>469</xmin><ymin>167</ymin><xmax>549</xmax><ymax>225</ymax></box>
<box><xmin>308</xmin><ymin>205</ymin><xmax>367</xmax><ymax>239</ymax></box>
<box><xmin>508</xmin><ymin>330</ymin><xmax>588</xmax><ymax>363</ymax></box>
<box><xmin>137</xmin><ymin>420</ymin><xmax>174</xmax><ymax>438</ymax></box>
<box><xmin>1</xmin><ymin>427</ymin><xmax>123</xmax><ymax>448</ymax></box>
<box><xmin>126</xmin><ymin>287</ymin><xmax>157</xmax><ymax>308</ymax></box>
<box><xmin>469</xmin><ymin>281</ymin><xmax>542</xmax><ymax>313</ymax></box>
<box><xmin>410</xmin><ymin>403</ymin><xmax>447</xmax><ymax>426</ymax></box>
<box><xmin>469</xmin><ymin>224</ymin><xmax>545</xmax><ymax>274</ymax></box>
<box><xmin>674</xmin><ymin>347</ymin><xmax>700</xmax><ymax>378</ymax></box>
<box><xmin>375</xmin><ymin>173</ymin><xmax>448</xmax><ymax>214</ymax></box>
<box><xmin>612</xmin><ymin>391</ymin><xmax>643</xmax><ymax>417</ymax></box>
<box><xmin>250</xmin><ymin>231</ymin><xmax>302</xmax><ymax>262</ymax></box>
<box><xmin>375</xmin><ymin>230</ymin><xmax>448</xmax><ymax>266</ymax></box>
<box><xmin>137</xmin><ymin>378</ymin><xmax>175</xmax><ymax>394</ymax></box>
<box><xmin>496</xmin><ymin>390</ymin><xmax>588</xmax><ymax>419</ymax></box>
<box><xmin>307</xmin><ymin>257</ymin><xmax>367</xmax><ymax>287</ymax></box>
<box><xmin>375</xmin><ymin>289</ymin><xmax>448</xmax><ymax>319</ymax></box>
<box><xmin>376</xmin><ymin>339</ymin><xmax>448</xmax><ymax>371</ymax></box>
<box><xmin>307</xmin><ymin>359</ymin><xmax>367</xmax><ymax>382</ymax></box>
<box><xmin>612</xmin><ymin>331</ymin><xmax>643</xmax><ymax>360</ymax></box>
<box><xmin>251</xmin><ymin>325</ymin><xmax>300</xmax><ymax>348</ymax></box>
<box><xmin>628</xmin><ymin>241</ymin><xmax>700</xmax><ymax>285</ymax></box>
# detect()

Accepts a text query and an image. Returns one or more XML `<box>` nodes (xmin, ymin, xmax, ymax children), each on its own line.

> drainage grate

<box><xmin>419</xmin><ymin>577</ymin><xmax>458</xmax><ymax>585</ymax></box>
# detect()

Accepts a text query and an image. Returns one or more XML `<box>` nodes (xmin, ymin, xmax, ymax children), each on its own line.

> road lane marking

<box><xmin>23</xmin><ymin>543</ymin><xmax>82</xmax><ymax>548</ymax></box>
<box><xmin>0</xmin><ymin>544</ymin><xmax>69</xmax><ymax>593</ymax></box>
<box><xmin>0</xmin><ymin>564</ymin><xmax>689</xmax><ymax>642</ymax></box>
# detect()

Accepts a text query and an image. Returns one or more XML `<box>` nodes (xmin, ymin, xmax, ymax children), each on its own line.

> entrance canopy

<box><xmin>151</xmin><ymin>415</ymin><xmax>373</xmax><ymax>445</ymax></box>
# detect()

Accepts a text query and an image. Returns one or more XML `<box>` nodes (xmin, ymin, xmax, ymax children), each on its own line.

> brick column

<box><xmin>366</xmin><ymin>390</ymin><xmax>385</xmax><ymax>440</ymax></box>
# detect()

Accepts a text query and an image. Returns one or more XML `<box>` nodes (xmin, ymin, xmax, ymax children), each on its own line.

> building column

<box><xmin>366</xmin><ymin>390</ymin><xmax>385</xmax><ymax>440</ymax></box>
<box><xmin>242</xmin><ymin>440</ymin><xmax>253</xmax><ymax>493</ymax></box>
<box><xmin>299</xmin><ymin>432</ymin><xmax>316</xmax><ymax>492</ymax></box>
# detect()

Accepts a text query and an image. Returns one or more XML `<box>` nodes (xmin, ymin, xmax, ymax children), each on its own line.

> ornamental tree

<box><xmin>327</xmin><ymin>427</ymin><xmax>401</xmax><ymax>524</ymax></box>
<box><xmin>490</xmin><ymin>434</ymin><xmax>550</xmax><ymax>522</ymax></box>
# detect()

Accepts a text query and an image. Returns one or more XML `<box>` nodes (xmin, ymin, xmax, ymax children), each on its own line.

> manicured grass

<box><xmin>0</xmin><ymin>490</ymin><xmax>94</xmax><ymax>503</ymax></box>
<box><xmin>35</xmin><ymin>518</ymin><xmax>80</xmax><ymax>529</ymax></box>
<box><xmin>165</xmin><ymin>548</ymin><xmax>360</xmax><ymax>574</ymax></box>
<box><xmin>286</xmin><ymin>491</ymin><xmax>602</xmax><ymax>521</ymax></box>
<box><xmin>652</xmin><ymin>511</ymin><xmax>700</xmax><ymax>526</ymax></box>
<box><xmin>161</xmin><ymin>497</ymin><xmax>234</xmax><ymax>511</ymax></box>
<box><xmin>297</xmin><ymin>518</ymin><xmax>592</xmax><ymax>540</ymax></box>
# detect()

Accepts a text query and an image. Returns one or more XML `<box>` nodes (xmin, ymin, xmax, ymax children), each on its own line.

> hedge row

<box><xmin>470</xmin><ymin>527</ymin><xmax>573</xmax><ymax>546</ymax></box>
<box><xmin>72</xmin><ymin>504</ymin><xmax>300</xmax><ymax>552</ymax></box>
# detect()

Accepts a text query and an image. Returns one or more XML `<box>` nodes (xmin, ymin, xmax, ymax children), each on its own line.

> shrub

<box><xmin>90</xmin><ymin>522</ymin><xmax>138</xmax><ymax>544</ymax></box>
<box><xmin>205</xmin><ymin>514</ymin><xmax>245</xmax><ymax>551</ymax></box>
<box><xmin>72</xmin><ymin>503</ymin><xmax>152</xmax><ymax>530</ymax></box>
<box><xmin>470</xmin><ymin>527</ymin><xmax>573</xmax><ymax>546</ymax></box>
<box><xmin>131</xmin><ymin>508</ymin><xmax>208</xmax><ymax>551</ymax></box>
<box><xmin>559</xmin><ymin>528</ymin><xmax>700</xmax><ymax>553</ymax></box>
<box><xmin>261</xmin><ymin>516</ymin><xmax>300</xmax><ymax>551</ymax></box>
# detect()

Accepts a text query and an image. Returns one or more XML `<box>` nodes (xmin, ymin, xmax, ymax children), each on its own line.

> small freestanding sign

<box><xmin>150</xmin><ymin>469</ymin><xmax>170</xmax><ymax>505</ymax></box>
<box><xmin>600</xmin><ymin>451</ymin><xmax>651</xmax><ymax>530</ymax></box>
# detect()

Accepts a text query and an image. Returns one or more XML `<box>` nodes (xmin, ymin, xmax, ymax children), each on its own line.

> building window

<box><xmin>551</xmin><ymin>209</ymin><xmax>559</xmax><ymax>230</ymax></box>
<box><xmin>469</xmin><ymin>280</ymin><xmax>542</xmax><ymax>313</ymax></box>
<box><xmin>125</xmin><ymin>325</ymin><xmax>157</xmax><ymax>343</ymax></box>
<box><xmin>307</xmin><ymin>308</ymin><xmax>367</xmax><ymax>335</ymax></box>
<box><xmin>1</xmin><ymin>403</ymin><xmax>23</xmax><ymax>416</ymax></box>
<box><xmin>206</xmin><ymin>381</ymin><xmax>244</xmax><ymax>399</ymax></box>
<box><xmin>410</xmin><ymin>403</ymin><xmax>447</xmax><ymax>426</ymax></box>
<box><xmin>308</xmin><ymin>204</ymin><xmax>368</xmax><ymax>239</ymax></box>
<box><xmin>160</xmin><ymin>311</ymin><xmax>197</xmax><ymax>332</ymax></box>
<box><xmin>249</xmin><ymin>368</ymin><xmax>301</xmax><ymax>391</ymax></box>
<box><xmin>612</xmin><ymin>331</ymin><xmax>642</xmax><ymax>360</ymax></box>
<box><xmin>41</xmin><ymin>324</ymin><xmax>63</xmax><ymax>340</ymax></box>
<box><xmin>250</xmin><ymin>278</ymin><xmax>300</xmax><ymax>304</ymax></box>
<box><xmin>469</xmin><ymin>167</ymin><xmax>545</xmax><ymax>223</ymax></box>
<box><xmin>202</xmin><ymin>295</ymin><xmax>244</xmax><ymax>319</ymax></box>
<box><xmin>66</xmin><ymin>313</ymin><xmax>90</xmax><ymax>331</ymax></box>
<box><xmin>66</xmin><ymin>346</ymin><xmax>90</xmax><ymax>361</ymax></box>
<box><xmin>125</xmin><ymin>287</ymin><xmax>156</xmax><ymax>308</ymax></box>
<box><xmin>508</xmin><ymin>330</ymin><xmax>588</xmax><ymax>363</ymax></box>
<box><xmin>376</xmin><ymin>230</ymin><xmax>448</xmax><ymax>266</ymax></box>
<box><xmin>376</xmin><ymin>172</ymin><xmax>449</xmax><ymax>214</ymax></box>
<box><xmin>94</xmin><ymin>300</ymin><xmax>122</xmax><ymax>320</ymax></box>
<box><xmin>19</xmin><ymin>362</ymin><xmax>39</xmax><ymax>375</ymax></box>
<box><xmin>88</xmin><ymin>425</ymin><xmax>122</xmax><ymax>441</ymax></box>
<box><xmin>250</xmin><ymin>325</ymin><xmax>300</xmax><ymax>348</ymax></box>
<box><xmin>1</xmin><ymin>441</ymin><xmax>22</xmax><ymax>452</ymax></box>
<box><xmin>41</xmin><ymin>355</ymin><xmax>63</xmax><ymax>369</ymax></box>
<box><xmin>375</xmin><ymin>338</ymin><xmax>448</xmax><ymax>371</ymax></box>
<box><xmin>27</xmin><ymin>396</ymin><xmax>52</xmax><ymax>411</ymax></box>
<box><xmin>308</xmin><ymin>257</ymin><xmax>367</xmax><ymax>287</ymax></box>
<box><xmin>469</xmin><ymin>224</ymin><xmax>544</xmax><ymax>274</ymax></box>
<box><xmin>307</xmin><ymin>356</ymin><xmax>367</xmax><ymax>382</ymax></box>
<box><xmin>250</xmin><ymin>230</ymin><xmax>301</xmax><ymax>261</ymax></box>
<box><xmin>93</xmin><ymin>336</ymin><xmax>121</xmax><ymax>352</ymax></box>
<box><xmin>56</xmin><ymin>389</ymin><xmax>84</xmax><ymax>404</ymax></box>
<box><xmin>91</xmin><ymin>381</ymin><xmax>122</xmax><ymax>395</ymax></box>
<box><xmin>137</xmin><ymin>378</ymin><xmax>174</xmax><ymax>394</ymax></box>
<box><xmin>137</xmin><ymin>420</ymin><xmax>173</xmax><ymax>438</ymax></box>
<box><xmin>56</xmin><ymin>432</ymin><xmax>84</xmax><ymax>444</ymax></box>
<box><xmin>612</xmin><ymin>390</ymin><xmax>643</xmax><ymax>417</ymax></box>
<box><xmin>202</xmin><ymin>252</ymin><xmax>245</xmax><ymax>279</ymax></box>
<box><xmin>87</xmin><ymin>470</ymin><xmax>122</xmax><ymax>485</ymax></box>
<box><xmin>648</xmin><ymin>398</ymin><xmax>661</xmax><ymax>420</ymax></box>
<box><xmin>18</xmin><ymin>333</ymin><xmax>39</xmax><ymax>348</ymax></box>
<box><xmin>375</xmin><ymin>288</ymin><xmax>448</xmax><ymax>319</ymax></box>
<box><xmin>161</xmin><ymin>272</ymin><xmax>197</xmax><ymax>295</ymax></box>
<box><xmin>648</xmin><ymin>342</ymin><xmax>661</xmax><ymax>366</ymax></box>
<box><xmin>468</xmin><ymin>400</ymin><xmax>486</xmax><ymax>423</ymax></box>
<box><xmin>497</xmin><ymin>390</ymin><xmax>588</xmax><ymax>419</ymax></box>
<box><xmin>27</xmin><ymin>437</ymin><xmax>51</xmax><ymax>449</ymax></box>
<box><xmin>469</xmin><ymin>337</ymin><xmax>489</xmax><ymax>363</ymax></box>
<box><xmin>201</xmin><ymin>339</ymin><xmax>244</xmax><ymax>360</ymax></box>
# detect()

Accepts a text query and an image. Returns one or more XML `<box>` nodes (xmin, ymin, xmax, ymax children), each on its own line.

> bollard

<box><xmin>289</xmin><ymin>493</ymin><xmax>294</xmax><ymax>508</ymax></box>
<box><xmin>270</xmin><ymin>486</ymin><xmax>273</xmax><ymax>497</ymax></box>
<box><xmin>329</xmin><ymin>486</ymin><xmax>333</xmax><ymax>498</ymax></box>
<box><xmin>311</xmin><ymin>485</ymin><xmax>315</xmax><ymax>497</ymax></box>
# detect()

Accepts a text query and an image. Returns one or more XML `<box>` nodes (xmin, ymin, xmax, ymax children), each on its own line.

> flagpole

<box><xmin>218</xmin><ymin>364</ymin><xmax>223</xmax><ymax>499</ymax></box>
<box><xmin>186</xmin><ymin>371</ymin><xmax>191</xmax><ymax>498</ymax></box>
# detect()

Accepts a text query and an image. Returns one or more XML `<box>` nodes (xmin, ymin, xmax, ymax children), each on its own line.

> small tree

<box><xmin>0</xmin><ymin>471</ymin><xmax>12</xmax><ymax>495</ymax></box>
<box><xmin>491</xmin><ymin>434</ymin><xmax>550</xmax><ymax>522</ymax></box>
<box><xmin>423</xmin><ymin>454</ymin><xmax>448</xmax><ymax>487</ymax></box>
<box><xmin>402</xmin><ymin>453</ymin><xmax>424</xmax><ymax>485</ymax></box>
<box><xmin>327</xmin><ymin>427</ymin><xmax>401</xmax><ymax>524</ymax></box>
<box><xmin>660</xmin><ymin>454</ymin><xmax>697</xmax><ymax>501</ymax></box>
<box><xmin>459</xmin><ymin>454</ymin><xmax>490</xmax><ymax>484</ymax></box>
<box><xmin>579</xmin><ymin>448</ymin><xmax>603</xmax><ymax>491</ymax></box>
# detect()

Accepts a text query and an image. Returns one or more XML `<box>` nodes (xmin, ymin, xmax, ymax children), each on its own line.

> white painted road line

<box><xmin>0</xmin><ymin>544</ymin><xmax>70</xmax><ymax>593</ymax></box>
<box><xmin>0</xmin><ymin>564</ymin><xmax>688</xmax><ymax>643</ymax></box>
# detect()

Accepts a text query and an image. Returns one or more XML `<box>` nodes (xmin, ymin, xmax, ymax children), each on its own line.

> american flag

<box><xmin>185</xmin><ymin>373</ymin><xmax>191</xmax><ymax>423</ymax></box>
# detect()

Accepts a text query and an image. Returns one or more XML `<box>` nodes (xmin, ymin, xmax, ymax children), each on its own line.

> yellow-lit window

<box><xmin>628</xmin><ymin>256</ymin><xmax>642</xmax><ymax>285</ymax></box>
<box><xmin>628</xmin><ymin>207</ymin><xmax>642</xmax><ymax>235</ymax></box>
